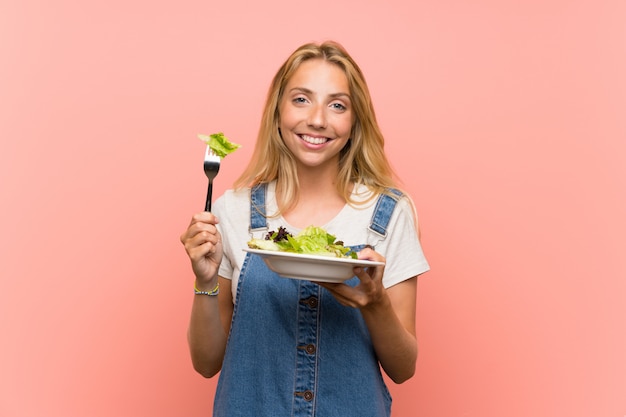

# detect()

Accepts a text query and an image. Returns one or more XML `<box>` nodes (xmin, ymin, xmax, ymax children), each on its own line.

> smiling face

<box><xmin>278</xmin><ymin>59</ymin><xmax>353</xmax><ymax>173</ymax></box>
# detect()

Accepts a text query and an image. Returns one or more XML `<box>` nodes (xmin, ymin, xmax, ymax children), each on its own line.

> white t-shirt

<box><xmin>213</xmin><ymin>182</ymin><xmax>430</xmax><ymax>302</ymax></box>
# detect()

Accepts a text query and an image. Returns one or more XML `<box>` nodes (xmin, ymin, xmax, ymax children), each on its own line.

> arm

<box><xmin>187</xmin><ymin>276</ymin><xmax>233</xmax><ymax>377</ymax></box>
<box><xmin>318</xmin><ymin>248</ymin><xmax>419</xmax><ymax>383</ymax></box>
<box><xmin>360</xmin><ymin>276</ymin><xmax>417</xmax><ymax>383</ymax></box>
<box><xmin>180</xmin><ymin>212</ymin><xmax>234</xmax><ymax>378</ymax></box>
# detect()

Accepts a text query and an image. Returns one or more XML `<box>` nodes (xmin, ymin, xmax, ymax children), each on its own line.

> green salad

<box><xmin>198</xmin><ymin>132</ymin><xmax>241</xmax><ymax>158</ymax></box>
<box><xmin>247</xmin><ymin>226</ymin><xmax>357</xmax><ymax>259</ymax></box>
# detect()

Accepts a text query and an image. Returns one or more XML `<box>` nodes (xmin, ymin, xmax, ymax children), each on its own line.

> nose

<box><xmin>307</xmin><ymin>104</ymin><xmax>327</xmax><ymax>129</ymax></box>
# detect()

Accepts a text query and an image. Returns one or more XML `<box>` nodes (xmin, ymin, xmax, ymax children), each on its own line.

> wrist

<box><xmin>194</xmin><ymin>276</ymin><xmax>219</xmax><ymax>292</ymax></box>
<box><xmin>361</xmin><ymin>290</ymin><xmax>391</xmax><ymax>314</ymax></box>
<box><xmin>194</xmin><ymin>280</ymin><xmax>220</xmax><ymax>296</ymax></box>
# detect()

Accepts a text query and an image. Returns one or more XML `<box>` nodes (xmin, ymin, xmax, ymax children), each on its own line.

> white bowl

<box><xmin>243</xmin><ymin>248</ymin><xmax>385</xmax><ymax>282</ymax></box>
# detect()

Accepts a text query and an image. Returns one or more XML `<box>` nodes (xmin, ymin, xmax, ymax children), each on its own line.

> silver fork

<box><xmin>203</xmin><ymin>146</ymin><xmax>221</xmax><ymax>211</ymax></box>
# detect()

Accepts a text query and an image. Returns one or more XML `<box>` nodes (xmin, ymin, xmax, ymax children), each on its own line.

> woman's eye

<box><xmin>293</xmin><ymin>97</ymin><xmax>307</xmax><ymax>104</ymax></box>
<box><xmin>330</xmin><ymin>102</ymin><xmax>347</xmax><ymax>111</ymax></box>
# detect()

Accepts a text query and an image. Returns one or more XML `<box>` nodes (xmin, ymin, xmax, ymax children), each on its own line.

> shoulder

<box><xmin>352</xmin><ymin>185</ymin><xmax>416</xmax><ymax>218</ymax></box>
<box><xmin>215</xmin><ymin>187</ymin><xmax>251</xmax><ymax>206</ymax></box>
<box><xmin>213</xmin><ymin>188</ymin><xmax>251</xmax><ymax>223</ymax></box>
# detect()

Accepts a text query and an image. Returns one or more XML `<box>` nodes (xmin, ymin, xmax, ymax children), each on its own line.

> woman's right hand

<box><xmin>180</xmin><ymin>212</ymin><xmax>223</xmax><ymax>287</ymax></box>
<box><xmin>182</xmin><ymin>212</ymin><xmax>230</xmax><ymax>378</ymax></box>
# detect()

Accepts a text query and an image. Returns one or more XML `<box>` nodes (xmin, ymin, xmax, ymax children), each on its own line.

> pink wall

<box><xmin>1</xmin><ymin>0</ymin><xmax>624</xmax><ymax>416</ymax></box>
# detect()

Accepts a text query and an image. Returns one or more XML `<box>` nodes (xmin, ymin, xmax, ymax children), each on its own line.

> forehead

<box><xmin>286</xmin><ymin>59</ymin><xmax>349</xmax><ymax>91</ymax></box>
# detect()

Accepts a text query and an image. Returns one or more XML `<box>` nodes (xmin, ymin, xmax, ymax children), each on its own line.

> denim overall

<box><xmin>213</xmin><ymin>185</ymin><xmax>404</xmax><ymax>417</ymax></box>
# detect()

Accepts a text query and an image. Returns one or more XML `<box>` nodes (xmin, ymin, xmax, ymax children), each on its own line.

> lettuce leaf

<box><xmin>198</xmin><ymin>132</ymin><xmax>241</xmax><ymax>158</ymax></box>
<box><xmin>247</xmin><ymin>225</ymin><xmax>356</xmax><ymax>258</ymax></box>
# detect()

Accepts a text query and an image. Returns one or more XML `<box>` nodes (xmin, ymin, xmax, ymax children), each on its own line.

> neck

<box><xmin>279</xmin><ymin>164</ymin><xmax>350</xmax><ymax>228</ymax></box>
<box><xmin>297</xmin><ymin>165</ymin><xmax>341</xmax><ymax>200</ymax></box>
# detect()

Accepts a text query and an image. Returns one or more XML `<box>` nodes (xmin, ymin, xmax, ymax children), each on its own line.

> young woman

<box><xmin>180</xmin><ymin>41</ymin><xmax>429</xmax><ymax>416</ymax></box>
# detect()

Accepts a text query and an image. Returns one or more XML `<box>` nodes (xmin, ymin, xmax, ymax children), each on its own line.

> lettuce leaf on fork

<box><xmin>198</xmin><ymin>132</ymin><xmax>241</xmax><ymax>158</ymax></box>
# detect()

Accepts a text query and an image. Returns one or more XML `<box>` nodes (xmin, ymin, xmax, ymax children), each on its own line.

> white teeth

<box><xmin>300</xmin><ymin>134</ymin><xmax>329</xmax><ymax>145</ymax></box>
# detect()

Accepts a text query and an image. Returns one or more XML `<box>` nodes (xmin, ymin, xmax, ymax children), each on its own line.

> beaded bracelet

<box><xmin>194</xmin><ymin>282</ymin><xmax>220</xmax><ymax>296</ymax></box>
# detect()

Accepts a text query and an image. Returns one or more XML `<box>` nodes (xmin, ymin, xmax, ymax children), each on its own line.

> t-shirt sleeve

<box><xmin>379</xmin><ymin>196</ymin><xmax>430</xmax><ymax>288</ymax></box>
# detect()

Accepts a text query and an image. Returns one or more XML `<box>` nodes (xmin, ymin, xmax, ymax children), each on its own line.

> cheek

<box><xmin>277</xmin><ymin>101</ymin><xmax>289</xmax><ymax>127</ymax></box>
<box><xmin>337</xmin><ymin>116</ymin><xmax>354</xmax><ymax>137</ymax></box>
<box><xmin>278</xmin><ymin>109</ymin><xmax>297</xmax><ymax>131</ymax></box>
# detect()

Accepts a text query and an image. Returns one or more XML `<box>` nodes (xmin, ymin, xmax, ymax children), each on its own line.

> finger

<box><xmin>188</xmin><ymin>239</ymin><xmax>223</xmax><ymax>272</ymax></box>
<box><xmin>195</xmin><ymin>231</ymin><xmax>221</xmax><ymax>253</ymax></box>
<box><xmin>183</xmin><ymin>221</ymin><xmax>219</xmax><ymax>245</ymax></box>
<box><xmin>354</xmin><ymin>265</ymin><xmax>379</xmax><ymax>282</ymax></box>
<box><xmin>353</xmin><ymin>266</ymin><xmax>370</xmax><ymax>278</ymax></box>
<box><xmin>356</xmin><ymin>247</ymin><xmax>384</xmax><ymax>262</ymax></box>
<box><xmin>183</xmin><ymin>228</ymin><xmax>220</xmax><ymax>258</ymax></box>
<box><xmin>317</xmin><ymin>282</ymin><xmax>364</xmax><ymax>308</ymax></box>
<box><xmin>182</xmin><ymin>213</ymin><xmax>219</xmax><ymax>240</ymax></box>
<box><xmin>189</xmin><ymin>211</ymin><xmax>220</xmax><ymax>226</ymax></box>
<box><xmin>196</xmin><ymin>239</ymin><xmax>221</xmax><ymax>256</ymax></box>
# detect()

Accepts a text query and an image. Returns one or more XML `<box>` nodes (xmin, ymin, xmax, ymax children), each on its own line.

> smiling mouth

<box><xmin>299</xmin><ymin>134</ymin><xmax>330</xmax><ymax>145</ymax></box>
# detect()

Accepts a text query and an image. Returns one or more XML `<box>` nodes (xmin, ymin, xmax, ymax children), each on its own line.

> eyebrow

<box><xmin>289</xmin><ymin>87</ymin><xmax>351</xmax><ymax>100</ymax></box>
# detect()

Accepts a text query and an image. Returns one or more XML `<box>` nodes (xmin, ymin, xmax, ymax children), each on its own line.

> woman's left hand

<box><xmin>318</xmin><ymin>247</ymin><xmax>419</xmax><ymax>383</ymax></box>
<box><xmin>316</xmin><ymin>247</ymin><xmax>386</xmax><ymax>309</ymax></box>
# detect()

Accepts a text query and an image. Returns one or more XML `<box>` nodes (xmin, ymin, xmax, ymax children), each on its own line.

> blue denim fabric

<box><xmin>213</xmin><ymin>185</ymin><xmax>402</xmax><ymax>417</ymax></box>
<box><xmin>368</xmin><ymin>189</ymin><xmax>403</xmax><ymax>237</ymax></box>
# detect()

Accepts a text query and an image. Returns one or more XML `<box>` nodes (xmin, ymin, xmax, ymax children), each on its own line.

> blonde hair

<box><xmin>234</xmin><ymin>41</ymin><xmax>400</xmax><ymax>214</ymax></box>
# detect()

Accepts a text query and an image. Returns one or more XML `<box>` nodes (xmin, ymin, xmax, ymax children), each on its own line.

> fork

<box><xmin>203</xmin><ymin>146</ymin><xmax>221</xmax><ymax>211</ymax></box>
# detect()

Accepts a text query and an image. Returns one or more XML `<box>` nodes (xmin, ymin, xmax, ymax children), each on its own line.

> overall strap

<box><xmin>249</xmin><ymin>183</ymin><xmax>268</xmax><ymax>233</ymax></box>
<box><xmin>368</xmin><ymin>188</ymin><xmax>404</xmax><ymax>238</ymax></box>
<box><xmin>250</xmin><ymin>184</ymin><xmax>402</xmax><ymax>238</ymax></box>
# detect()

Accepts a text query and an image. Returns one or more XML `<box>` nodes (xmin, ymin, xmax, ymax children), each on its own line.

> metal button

<box><xmin>298</xmin><ymin>344</ymin><xmax>317</xmax><ymax>355</ymax></box>
<box><xmin>307</xmin><ymin>297</ymin><xmax>318</xmax><ymax>308</ymax></box>
<box><xmin>295</xmin><ymin>390</ymin><xmax>315</xmax><ymax>401</ymax></box>
<box><xmin>300</xmin><ymin>296</ymin><xmax>318</xmax><ymax>308</ymax></box>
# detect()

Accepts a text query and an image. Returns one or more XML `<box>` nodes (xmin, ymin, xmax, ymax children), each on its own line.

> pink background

<box><xmin>1</xmin><ymin>0</ymin><xmax>625</xmax><ymax>416</ymax></box>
